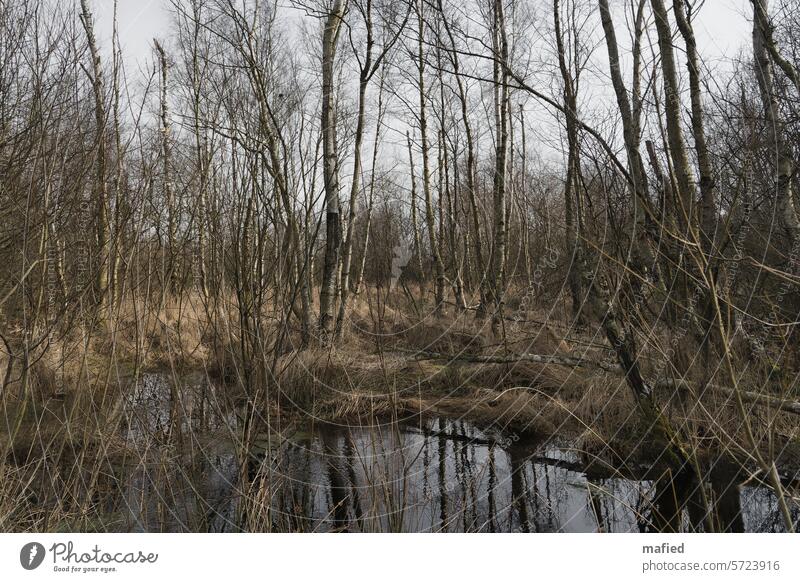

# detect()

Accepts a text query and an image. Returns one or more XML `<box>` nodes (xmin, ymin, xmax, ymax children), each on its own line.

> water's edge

<box><xmin>91</xmin><ymin>373</ymin><xmax>800</xmax><ymax>532</ymax></box>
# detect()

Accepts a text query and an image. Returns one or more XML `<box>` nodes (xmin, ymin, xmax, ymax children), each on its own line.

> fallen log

<box><xmin>656</xmin><ymin>379</ymin><xmax>800</xmax><ymax>417</ymax></box>
<box><xmin>408</xmin><ymin>349</ymin><xmax>620</xmax><ymax>373</ymax></box>
<box><xmin>406</xmin><ymin>349</ymin><xmax>800</xmax><ymax>416</ymax></box>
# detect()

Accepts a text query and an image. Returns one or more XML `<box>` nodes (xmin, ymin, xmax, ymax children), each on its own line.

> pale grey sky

<box><xmin>94</xmin><ymin>0</ymin><xmax>170</xmax><ymax>65</ymax></box>
<box><xmin>90</xmin><ymin>0</ymin><xmax>755</xmax><ymax>170</ymax></box>
<box><xmin>94</xmin><ymin>0</ymin><xmax>751</xmax><ymax>68</ymax></box>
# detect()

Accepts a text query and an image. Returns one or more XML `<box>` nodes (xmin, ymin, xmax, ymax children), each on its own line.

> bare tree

<box><xmin>414</xmin><ymin>0</ymin><xmax>446</xmax><ymax>315</ymax></box>
<box><xmin>751</xmin><ymin>0</ymin><xmax>800</xmax><ymax>246</ymax></box>
<box><xmin>319</xmin><ymin>0</ymin><xmax>348</xmax><ymax>336</ymax></box>
<box><xmin>487</xmin><ymin>0</ymin><xmax>510</xmax><ymax>328</ymax></box>
<box><xmin>79</xmin><ymin>0</ymin><xmax>111</xmax><ymax>319</ymax></box>
<box><xmin>335</xmin><ymin>0</ymin><xmax>408</xmax><ymax>338</ymax></box>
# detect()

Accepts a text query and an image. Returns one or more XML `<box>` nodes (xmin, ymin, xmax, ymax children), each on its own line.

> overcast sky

<box><xmin>94</xmin><ymin>0</ymin><xmax>170</xmax><ymax>65</ymax></box>
<box><xmin>94</xmin><ymin>0</ymin><xmax>752</xmax><ymax>68</ymax></box>
<box><xmin>90</xmin><ymin>0</ymin><xmax>756</xmax><ymax>169</ymax></box>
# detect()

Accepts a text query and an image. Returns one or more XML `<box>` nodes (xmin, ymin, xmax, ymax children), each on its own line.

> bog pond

<box><xmin>68</xmin><ymin>373</ymin><xmax>800</xmax><ymax>532</ymax></box>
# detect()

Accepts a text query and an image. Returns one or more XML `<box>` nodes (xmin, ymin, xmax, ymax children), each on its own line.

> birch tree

<box><xmin>79</xmin><ymin>0</ymin><xmax>111</xmax><ymax>318</ymax></box>
<box><xmin>319</xmin><ymin>0</ymin><xmax>348</xmax><ymax>336</ymax></box>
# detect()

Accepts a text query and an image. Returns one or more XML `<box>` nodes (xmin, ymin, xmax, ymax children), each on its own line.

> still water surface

<box><xmin>112</xmin><ymin>374</ymin><xmax>798</xmax><ymax>532</ymax></box>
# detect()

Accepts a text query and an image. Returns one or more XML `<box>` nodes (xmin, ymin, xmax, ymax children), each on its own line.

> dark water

<box><xmin>109</xmin><ymin>373</ymin><xmax>799</xmax><ymax>533</ymax></box>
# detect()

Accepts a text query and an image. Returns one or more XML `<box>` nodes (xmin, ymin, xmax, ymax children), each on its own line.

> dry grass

<box><xmin>5</xmin><ymin>289</ymin><xmax>797</xmax><ymax>458</ymax></box>
<box><xmin>2</xmin><ymin>288</ymin><xmax>799</xmax><ymax>531</ymax></box>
